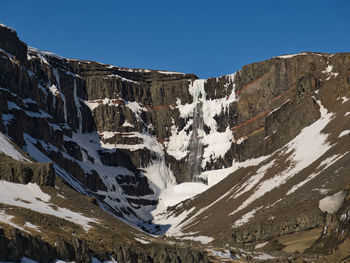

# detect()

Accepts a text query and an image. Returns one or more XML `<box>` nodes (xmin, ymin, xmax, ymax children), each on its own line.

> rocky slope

<box><xmin>1</xmin><ymin>23</ymin><xmax>350</xmax><ymax>262</ymax></box>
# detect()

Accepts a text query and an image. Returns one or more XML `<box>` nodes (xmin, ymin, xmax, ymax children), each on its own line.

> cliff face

<box><xmin>156</xmin><ymin>52</ymin><xmax>350</xmax><ymax>261</ymax></box>
<box><xmin>1</xmin><ymin>24</ymin><xmax>350</xmax><ymax>262</ymax></box>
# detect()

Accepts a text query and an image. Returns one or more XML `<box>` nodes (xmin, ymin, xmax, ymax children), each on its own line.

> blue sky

<box><xmin>1</xmin><ymin>0</ymin><xmax>349</xmax><ymax>78</ymax></box>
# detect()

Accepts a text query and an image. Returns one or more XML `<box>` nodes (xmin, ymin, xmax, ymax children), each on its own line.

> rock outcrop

<box><xmin>0</xmin><ymin>153</ymin><xmax>55</xmax><ymax>186</ymax></box>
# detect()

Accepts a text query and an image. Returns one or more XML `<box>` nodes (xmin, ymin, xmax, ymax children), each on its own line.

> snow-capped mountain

<box><xmin>1</xmin><ymin>23</ymin><xmax>350</xmax><ymax>262</ymax></box>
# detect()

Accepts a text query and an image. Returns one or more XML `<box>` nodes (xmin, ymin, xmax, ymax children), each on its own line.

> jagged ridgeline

<box><xmin>1</xmin><ymin>23</ymin><xmax>350</xmax><ymax>263</ymax></box>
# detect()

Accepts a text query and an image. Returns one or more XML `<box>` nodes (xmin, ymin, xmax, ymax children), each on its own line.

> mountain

<box><xmin>0</xmin><ymin>23</ymin><xmax>350</xmax><ymax>262</ymax></box>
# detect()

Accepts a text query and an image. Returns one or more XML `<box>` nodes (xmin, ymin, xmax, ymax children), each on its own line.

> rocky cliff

<box><xmin>1</xmin><ymin>23</ymin><xmax>350</xmax><ymax>262</ymax></box>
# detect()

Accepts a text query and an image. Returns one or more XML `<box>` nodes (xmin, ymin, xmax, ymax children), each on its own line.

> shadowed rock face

<box><xmin>0</xmin><ymin>25</ymin><xmax>27</xmax><ymax>63</ymax></box>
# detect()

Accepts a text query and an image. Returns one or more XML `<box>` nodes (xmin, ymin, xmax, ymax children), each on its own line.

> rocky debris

<box><xmin>0</xmin><ymin>154</ymin><xmax>55</xmax><ymax>187</ymax></box>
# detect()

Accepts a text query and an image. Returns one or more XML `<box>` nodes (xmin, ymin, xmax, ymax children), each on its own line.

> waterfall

<box><xmin>187</xmin><ymin>79</ymin><xmax>206</xmax><ymax>182</ymax></box>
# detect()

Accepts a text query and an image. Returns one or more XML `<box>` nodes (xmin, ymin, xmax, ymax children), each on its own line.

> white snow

<box><xmin>2</xmin><ymin>113</ymin><xmax>14</xmax><ymax>126</ymax></box>
<box><xmin>341</xmin><ymin>96</ymin><xmax>349</xmax><ymax>104</ymax></box>
<box><xmin>28</xmin><ymin>47</ymin><xmax>65</xmax><ymax>62</ymax></box>
<box><xmin>323</xmin><ymin>64</ymin><xmax>339</xmax><ymax>80</ymax></box>
<box><xmin>114</xmin><ymin>67</ymin><xmax>150</xmax><ymax>73</ymax></box>
<box><xmin>157</xmin><ymin>70</ymin><xmax>185</xmax><ymax>75</ymax></box>
<box><xmin>106</xmin><ymin>74</ymin><xmax>139</xmax><ymax>84</ymax></box>
<box><xmin>319</xmin><ymin>191</ymin><xmax>346</xmax><ymax>214</ymax></box>
<box><xmin>70</xmin><ymin>132</ymin><xmax>170</xmax><ymax>223</ymax></box>
<box><xmin>179</xmin><ymin>235</ymin><xmax>214</xmax><ymax>244</ymax></box>
<box><xmin>165</xmin><ymin>120</ymin><xmax>193</xmax><ymax>160</ymax></box>
<box><xmin>83</xmin><ymin>100</ymin><xmax>100</xmax><ymax>111</ymax></box>
<box><xmin>100</xmin><ymin>131</ymin><xmax>164</xmax><ymax>155</ymax></box>
<box><xmin>0</xmin><ymin>180</ymin><xmax>98</xmax><ymax>231</ymax></box>
<box><xmin>7</xmin><ymin>101</ymin><xmax>21</xmax><ymax>110</ymax></box>
<box><xmin>232</xmin><ymin>206</ymin><xmax>262</xmax><ymax>227</ymax></box>
<box><xmin>231</xmin><ymin>160</ymin><xmax>276</xmax><ymax>200</ymax></box>
<box><xmin>83</xmin><ymin>98</ymin><xmax>125</xmax><ymax>111</ymax></box>
<box><xmin>207</xmin><ymin>249</ymin><xmax>234</xmax><ymax>260</ymax></box>
<box><xmin>0</xmin><ymin>132</ymin><xmax>30</xmax><ymax>162</ymax></box>
<box><xmin>255</xmin><ymin>241</ymin><xmax>269</xmax><ymax>249</ymax></box>
<box><xmin>24</xmin><ymin>222</ymin><xmax>41</xmax><ymax>232</ymax></box>
<box><xmin>142</xmin><ymin>160</ymin><xmax>176</xmax><ymax>195</ymax></box>
<box><xmin>268</xmin><ymin>99</ymin><xmax>290</xmax><ymax>116</ymax></box>
<box><xmin>201</xmin><ymin>127</ymin><xmax>233</xmax><ymax>168</ymax></box>
<box><xmin>231</xmin><ymin>99</ymin><xmax>333</xmax><ymax>215</ymax></box>
<box><xmin>0</xmin><ymin>210</ymin><xmax>28</xmax><ymax>233</ymax></box>
<box><xmin>83</xmin><ymin>98</ymin><xmax>147</xmax><ymax>117</ymax></box>
<box><xmin>134</xmin><ymin>237</ymin><xmax>150</xmax><ymax>244</ymax></box>
<box><xmin>200</xmin><ymin>154</ymin><xmax>272</xmax><ymax>187</ymax></box>
<box><xmin>322</xmin><ymin>65</ymin><xmax>333</xmax><ymax>74</ymax></box>
<box><xmin>0</xmin><ymin>23</ymin><xmax>15</xmax><ymax>32</ymax></box>
<box><xmin>276</xmin><ymin>54</ymin><xmax>299</xmax><ymax>59</ymax></box>
<box><xmin>48</xmin><ymin>84</ymin><xmax>59</xmax><ymax>108</ymax></box>
<box><xmin>287</xmin><ymin>152</ymin><xmax>348</xmax><ymax>195</ymax></box>
<box><xmin>125</xmin><ymin>101</ymin><xmax>147</xmax><ymax>114</ymax></box>
<box><xmin>169</xmin><ymin>75</ymin><xmax>236</xmax><ymax>168</ymax></box>
<box><xmin>23</xmin><ymin>109</ymin><xmax>52</xmax><ymax>119</ymax></box>
<box><xmin>252</xmin><ymin>252</ymin><xmax>276</xmax><ymax>260</ymax></box>
<box><xmin>275</xmin><ymin>52</ymin><xmax>312</xmax><ymax>59</ymax></box>
<box><xmin>152</xmin><ymin>182</ymin><xmax>208</xmax><ymax>216</ymax></box>
<box><xmin>236</xmin><ymin>136</ymin><xmax>247</xmax><ymax>144</ymax></box>
<box><xmin>122</xmin><ymin>121</ymin><xmax>134</xmax><ymax>128</ymax></box>
<box><xmin>99</xmin><ymin>131</ymin><xmax>117</xmax><ymax>140</ymax></box>
<box><xmin>339</xmin><ymin>130</ymin><xmax>350</xmax><ymax>137</ymax></box>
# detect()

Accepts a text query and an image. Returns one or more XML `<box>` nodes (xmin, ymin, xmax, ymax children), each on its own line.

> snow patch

<box><xmin>232</xmin><ymin>206</ymin><xmax>263</xmax><ymax>227</ymax></box>
<box><xmin>152</xmin><ymin>182</ymin><xmax>208</xmax><ymax>217</ymax></box>
<box><xmin>341</xmin><ymin>96</ymin><xmax>349</xmax><ymax>104</ymax></box>
<box><xmin>122</xmin><ymin>121</ymin><xmax>134</xmax><ymax>128</ymax></box>
<box><xmin>0</xmin><ymin>210</ymin><xmax>28</xmax><ymax>233</ymax></box>
<box><xmin>255</xmin><ymin>242</ymin><xmax>269</xmax><ymax>249</ymax></box>
<box><xmin>157</xmin><ymin>70</ymin><xmax>185</xmax><ymax>75</ymax></box>
<box><xmin>0</xmin><ymin>180</ymin><xmax>97</xmax><ymax>231</ymax></box>
<box><xmin>179</xmin><ymin>235</ymin><xmax>214</xmax><ymax>244</ymax></box>
<box><xmin>319</xmin><ymin>191</ymin><xmax>346</xmax><ymax>214</ymax></box>
<box><xmin>207</xmin><ymin>249</ymin><xmax>234</xmax><ymax>260</ymax></box>
<box><xmin>142</xmin><ymin>160</ymin><xmax>176</xmax><ymax>195</ymax></box>
<box><xmin>0</xmin><ymin>132</ymin><xmax>30</xmax><ymax>162</ymax></box>
<box><xmin>339</xmin><ymin>130</ymin><xmax>350</xmax><ymax>137</ymax></box>
<box><xmin>134</xmin><ymin>237</ymin><xmax>150</xmax><ymax>244</ymax></box>
<box><xmin>323</xmin><ymin>64</ymin><xmax>339</xmax><ymax>80</ymax></box>
<box><xmin>24</xmin><ymin>222</ymin><xmax>41</xmax><ymax>232</ymax></box>
<box><xmin>287</xmin><ymin>152</ymin><xmax>347</xmax><ymax>195</ymax></box>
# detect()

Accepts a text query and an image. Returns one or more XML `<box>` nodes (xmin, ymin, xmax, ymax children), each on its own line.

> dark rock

<box><xmin>0</xmin><ymin>25</ymin><xmax>27</xmax><ymax>63</ymax></box>
<box><xmin>0</xmin><ymin>154</ymin><xmax>55</xmax><ymax>187</ymax></box>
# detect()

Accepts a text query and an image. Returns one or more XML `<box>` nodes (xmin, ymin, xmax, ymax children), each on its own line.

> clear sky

<box><xmin>1</xmin><ymin>0</ymin><xmax>349</xmax><ymax>78</ymax></box>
